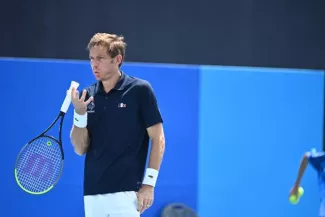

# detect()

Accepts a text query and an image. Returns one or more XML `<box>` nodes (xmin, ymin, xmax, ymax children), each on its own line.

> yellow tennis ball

<box><xmin>298</xmin><ymin>187</ymin><xmax>304</xmax><ymax>197</ymax></box>
<box><xmin>289</xmin><ymin>195</ymin><xmax>298</xmax><ymax>204</ymax></box>
<box><xmin>289</xmin><ymin>187</ymin><xmax>304</xmax><ymax>205</ymax></box>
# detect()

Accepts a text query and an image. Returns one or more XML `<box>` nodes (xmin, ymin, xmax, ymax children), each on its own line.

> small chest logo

<box><xmin>118</xmin><ymin>103</ymin><xmax>126</xmax><ymax>108</ymax></box>
<box><xmin>87</xmin><ymin>101</ymin><xmax>95</xmax><ymax>113</ymax></box>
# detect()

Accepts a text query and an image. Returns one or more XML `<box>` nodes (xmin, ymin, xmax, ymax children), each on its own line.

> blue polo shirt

<box><xmin>82</xmin><ymin>71</ymin><xmax>163</xmax><ymax>196</ymax></box>
<box><xmin>307</xmin><ymin>150</ymin><xmax>325</xmax><ymax>199</ymax></box>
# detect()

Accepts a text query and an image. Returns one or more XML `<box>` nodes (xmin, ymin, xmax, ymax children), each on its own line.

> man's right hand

<box><xmin>289</xmin><ymin>185</ymin><xmax>299</xmax><ymax>198</ymax></box>
<box><xmin>70</xmin><ymin>88</ymin><xmax>94</xmax><ymax>115</ymax></box>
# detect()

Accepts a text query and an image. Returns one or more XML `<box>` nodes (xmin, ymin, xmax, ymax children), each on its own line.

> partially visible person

<box><xmin>70</xmin><ymin>32</ymin><xmax>165</xmax><ymax>217</ymax></box>
<box><xmin>290</xmin><ymin>149</ymin><xmax>325</xmax><ymax>217</ymax></box>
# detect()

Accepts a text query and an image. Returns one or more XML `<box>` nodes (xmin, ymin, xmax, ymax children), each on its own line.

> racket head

<box><xmin>14</xmin><ymin>135</ymin><xmax>64</xmax><ymax>195</ymax></box>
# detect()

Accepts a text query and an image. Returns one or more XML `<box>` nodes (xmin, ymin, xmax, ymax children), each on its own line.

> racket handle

<box><xmin>60</xmin><ymin>81</ymin><xmax>80</xmax><ymax>113</ymax></box>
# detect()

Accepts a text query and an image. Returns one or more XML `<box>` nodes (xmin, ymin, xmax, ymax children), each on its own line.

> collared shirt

<box><xmin>82</xmin><ymin>71</ymin><xmax>163</xmax><ymax>195</ymax></box>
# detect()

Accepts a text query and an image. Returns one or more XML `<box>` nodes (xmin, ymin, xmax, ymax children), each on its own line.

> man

<box><xmin>69</xmin><ymin>33</ymin><xmax>165</xmax><ymax>217</ymax></box>
<box><xmin>290</xmin><ymin>149</ymin><xmax>325</xmax><ymax>217</ymax></box>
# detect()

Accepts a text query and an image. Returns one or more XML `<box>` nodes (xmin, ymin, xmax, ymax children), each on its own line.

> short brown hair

<box><xmin>87</xmin><ymin>33</ymin><xmax>127</xmax><ymax>67</ymax></box>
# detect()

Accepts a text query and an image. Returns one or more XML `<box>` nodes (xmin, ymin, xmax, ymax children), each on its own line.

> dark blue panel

<box><xmin>0</xmin><ymin>58</ymin><xmax>199</xmax><ymax>217</ymax></box>
<box><xmin>198</xmin><ymin>66</ymin><xmax>324</xmax><ymax>217</ymax></box>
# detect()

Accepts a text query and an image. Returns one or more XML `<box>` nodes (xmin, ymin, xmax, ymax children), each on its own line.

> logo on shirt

<box><xmin>87</xmin><ymin>101</ymin><xmax>95</xmax><ymax>113</ymax></box>
<box><xmin>118</xmin><ymin>103</ymin><xmax>126</xmax><ymax>108</ymax></box>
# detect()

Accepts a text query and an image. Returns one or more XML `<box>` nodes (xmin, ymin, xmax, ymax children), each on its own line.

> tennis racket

<box><xmin>14</xmin><ymin>81</ymin><xmax>79</xmax><ymax>195</ymax></box>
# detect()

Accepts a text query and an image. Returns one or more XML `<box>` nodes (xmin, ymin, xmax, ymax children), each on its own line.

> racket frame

<box><xmin>14</xmin><ymin>81</ymin><xmax>79</xmax><ymax>195</ymax></box>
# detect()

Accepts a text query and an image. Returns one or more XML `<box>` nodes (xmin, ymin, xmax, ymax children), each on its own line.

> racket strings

<box><xmin>15</xmin><ymin>137</ymin><xmax>63</xmax><ymax>193</ymax></box>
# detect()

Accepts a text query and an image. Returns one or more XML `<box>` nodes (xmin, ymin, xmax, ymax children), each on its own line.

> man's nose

<box><xmin>91</xmin><ymin>60</ymin><xmax>99</xmax><ymax>68</ymax></box>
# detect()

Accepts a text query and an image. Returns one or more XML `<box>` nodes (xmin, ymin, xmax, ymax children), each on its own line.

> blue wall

<box><xmin>1</xmin><ymin>58</ymin><xmax>324</xmax><ymax>217</ymax></box>
<box><xmin>198</xmin><ymin>66</ymin><xmax>324</xmax><ymax>217</ymax></box>
<box><xmin>1</xmin><ymin>58</ymin><xmax>199</xmax><ymax>217</ymax></box>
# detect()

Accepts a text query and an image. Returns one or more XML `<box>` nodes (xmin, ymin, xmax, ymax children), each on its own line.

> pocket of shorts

<box><xmin>112</xmin><ymin>191</ymin><xmax>139</xmax><ymax>213</ymax></box>
<box><xmin>122</xmin><ymin>191</ymin><xmax>138</xmax><ymax>200</ymax></box>
<box><xmin>126</xmin><ymin>191</ymin><xmax>139</xmax><ymax>209</ymax></box>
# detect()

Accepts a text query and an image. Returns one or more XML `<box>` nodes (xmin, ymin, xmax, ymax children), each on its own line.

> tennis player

<box><xmin>290</xmin><ymin>149</ymin><xmax>325</xmax><ymax>217</ymax></box>
<box><xmin>70</xmin><ymin>33</ymin><xmax>165</xmax><ymax>217</ymax></box>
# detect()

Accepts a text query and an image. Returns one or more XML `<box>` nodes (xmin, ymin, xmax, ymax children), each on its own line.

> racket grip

<box><xmin>60</xmin><ymin>81</ymin><xmax>80</xmax><ymax>113</ymax></box>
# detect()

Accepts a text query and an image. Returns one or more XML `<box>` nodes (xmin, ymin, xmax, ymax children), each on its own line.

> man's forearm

<box><xmin>294</xmin><ymin>154</ymin><xmax>309</xmax><ymax>186</ymax></box>
<box><xmin>70</xmin><ymin>125</ymin><xmax>89</xmax><ymax>156</ymax></box>
<box><xmin>148</xmin><ymin>136</ymin><xmax>165</xmax><ymax>171</ymax></box>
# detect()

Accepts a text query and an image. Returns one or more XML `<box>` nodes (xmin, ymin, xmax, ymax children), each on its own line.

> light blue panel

<box><xmin>198</xmin><ymin>66</ymin><xmax>324</xmax><ymax>217</ymax></box>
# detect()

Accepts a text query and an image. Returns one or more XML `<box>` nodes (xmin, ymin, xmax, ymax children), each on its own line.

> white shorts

<box><xmin>84</xmin><ymin>191</ymin><xmax>140</xmax><ymax>217</ymax></box>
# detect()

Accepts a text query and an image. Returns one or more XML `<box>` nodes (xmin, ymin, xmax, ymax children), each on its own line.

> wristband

<box><xmin>73</xmin><ymin>110</ymin><xmax>87</xmax><ymax>128</ymax></box>
<box><xmin>142</xmin><ymin>168</ymin><xmax>159</xmax><ymax>187</ymax></box>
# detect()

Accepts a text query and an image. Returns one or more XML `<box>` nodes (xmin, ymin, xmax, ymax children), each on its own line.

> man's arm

<box><xmin>293</xmin><ymin>153</ymin><xmax>309</xmax><ymax>187</ymax></box>
<box><xmin>70</xmin><ymin>125</ymin><xmax>89</xmax><ymax>156</ymax></box>
<box><xmin>146</xmin><ymin>123</ymin><xmax>165</xmax><ymax>171</ymax></box>
<box><xmin>136</xmin><ymin>82</ymin><xmax>164</xmax><ymax>213</ymax></box>
<box><xmin>70</xmin><ymin>88</ymin><xmax>93</xmax><ymax>156</ymax></box>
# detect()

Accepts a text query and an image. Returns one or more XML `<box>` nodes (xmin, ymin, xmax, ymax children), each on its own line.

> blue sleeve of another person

<box><xmin>139</xmin><ymin>81</ymin><xmax>163</xmax><ymax>128</ymax></box>
<box><xmin>307</xmin><ymin>151</ymin><xmax>325</xmax><ymax>171</ymax></box>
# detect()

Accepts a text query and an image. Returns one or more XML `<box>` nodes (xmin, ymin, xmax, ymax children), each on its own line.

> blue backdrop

<box><xmin>0</xmin><ymin>58</ymin><xmax>324</xmax><ymax>217</ymax></box>
<box><xmin>198</xmin><ymin>66</ymin><xmax>324</xmax><ymax>217</ymax></box>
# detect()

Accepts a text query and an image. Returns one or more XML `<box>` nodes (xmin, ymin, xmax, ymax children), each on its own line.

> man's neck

<box><xmin>102</xmin><ymin>70</ymin><xmax>121</xmax><ymax>93</ymax></box>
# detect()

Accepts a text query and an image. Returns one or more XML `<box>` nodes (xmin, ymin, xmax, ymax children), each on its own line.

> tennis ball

<box><xmin>289</xmin><ymin>195</ymin><xmax>298</xmax><ymax>204</ymax></box>
<box><xmin>289</xmin><ymin>187</ymin><xmax>304</xmax><ymax>205</ymax></box>
<box><xmin>298</xmin><ymin>187</ymin><xmax>304</xmax><ymax>196</ymax></box>
<box><xmin>47</xmin><ymin>141</ymin><xmax>52</xmax><ymax>146</ymax></box>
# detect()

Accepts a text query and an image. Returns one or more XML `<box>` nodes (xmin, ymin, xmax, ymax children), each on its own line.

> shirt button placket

<box><xmin>104</xmin><ymin>94</ymin><xmax>109</xmax><ymax>110</ymax></box>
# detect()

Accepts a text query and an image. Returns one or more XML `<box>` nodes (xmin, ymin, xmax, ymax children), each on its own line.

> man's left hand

<box><xmin>137</xmin><ymin>185</ymin><xmax>154</xmax><ymax>214</ymax></box>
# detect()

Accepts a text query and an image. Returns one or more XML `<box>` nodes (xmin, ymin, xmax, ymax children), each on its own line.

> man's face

<box><xmin>89</xmin><ymin>45</ymin><xmax>120</xmax><ymax>81</ymax></box>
